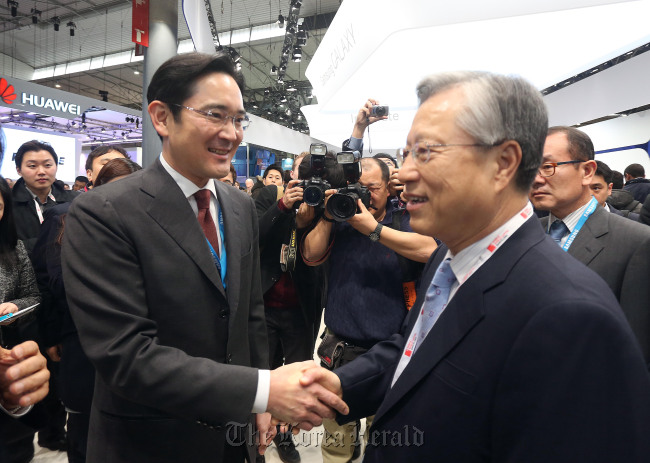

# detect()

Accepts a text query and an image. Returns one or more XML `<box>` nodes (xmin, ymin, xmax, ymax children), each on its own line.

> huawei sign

<box><xmin>0</xmin><ymin>77</ymin><xmax>17</xmax><ymax>105</ymax></box>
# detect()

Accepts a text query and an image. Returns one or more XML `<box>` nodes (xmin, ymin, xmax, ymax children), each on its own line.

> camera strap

<box><xmin>390</xmin><ymin>208</ymin><xmax>425</xmax><ymax>310</ymax></box>
<box><xmin>281</xmin><ymin>226</ymin><xmax>298</xmax><ymax>272</ymax></box>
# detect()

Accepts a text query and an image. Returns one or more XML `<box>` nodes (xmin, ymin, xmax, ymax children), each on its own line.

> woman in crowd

<box><xmin>32</xmin><ymin>156</ymin><xmax>141</xmax><ymax>463</ymax></box>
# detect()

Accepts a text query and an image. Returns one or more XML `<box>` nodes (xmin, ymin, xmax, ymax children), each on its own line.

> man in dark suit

<box><xmin>531</xmin><ymin>126</ymin><xmax>650</xmax><ymax>367</ymax></box>
<box><xmin>623</xmin><ymin>163</ymin><xmax>650</xmax><ymax>203</ymax></box>
<box><xmin>61</xmin><ymin>52</ymin><xmax>346</xmax><ymax>463</ymax></box>
<box><xmin>301</xmin><ymin>71</ymin><xmax>650</xmax><ymax>462</ymax></box>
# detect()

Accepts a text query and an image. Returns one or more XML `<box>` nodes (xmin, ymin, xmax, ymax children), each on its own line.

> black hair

<box><xmin>15</xmin><ymin>140</ymin><xmax>58</xmax><ymax>169</ymax></box>
<box><xmin>146</xmin><ymin>51</ymin><xmax>245</xmax><ymax>122</ymax></box>
<box><xmin>263</xmin><ymin>163</ymin><xmax>284</xmax><ymax>180</ymax></box>
<box><xmin>373</xmin><ymin>152</ymin><xmax>398</xmax><ymax>168</ymax></box>
<box><xmin>362</xmin><ymin>157</ymin><xmax>390</xmax><ymax>185</ymax></box>
<box><xmin>547</xmin><ymin>126</ymin><xmax>594</xmax><ymax>162</ymax></box>
<box><xmin>298</xmin><ymin>151</ymin><xmax>346</xmax><ymax>188</ymax></box>
<box><xmin>0</xmin><ymin>175</ymin><xmax>18</xmax><ymax>268</ymax></box>
<box><xmin>611</xmin><ymin>171</ymin><xmax>625</xmax><ymax>190</ymax></box>
<box><xmin>85</xmin><ymin>145</ymin><xmax>129</xmax><ymax>171</ymax></box>
<box><xmin>595</xmin><ymin>161</ymin><xmax>613</xmax><ymax>184</ymax></box>
<box><xmin>624</xmin><ymin>163</ymin><xmax>645</xmax><ymax>178</ymax></box>
<box><xmin>75</xmin><ymin>175</ymin><xmax>89</xmax><ymax>183</ymax></box>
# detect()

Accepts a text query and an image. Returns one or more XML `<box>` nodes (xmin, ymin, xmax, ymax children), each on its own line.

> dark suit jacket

<box><xmin>255</xmin><ymin>184</ymin><xmax>326</xmax><ymax>346</ymax></box>
<box><xmin>61</xmin><ymin>160</ymin><xmax>268</xmax><ymax>462</ymax></box>
<box><xmin>541</xmin><ymin>205</ymin><xmax>650</xmax><ymax>366</ymax></box>
<box><xmin>336</xmin><ymin>217</ymin><xmax>650</xmax><ymax>462</ymax></box>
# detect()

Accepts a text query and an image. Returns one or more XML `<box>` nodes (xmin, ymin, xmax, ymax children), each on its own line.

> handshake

<box><xmin>256</xmin><ymin>360</ymin><xmax>348</xmax><ymax>453</ymax></box>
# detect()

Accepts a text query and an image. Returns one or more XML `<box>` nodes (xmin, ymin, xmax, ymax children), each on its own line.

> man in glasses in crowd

<box><xmin>302</xmin><ymin>72</ymin><xmax>650</xmax><ymax>462</ymax></box>
<box><xmin>61</xmin><ymin>52</ymin><xmax>347</xmax><ymax>463</ymax></box>
<box><xmin>530</xmin><ymin>126</ymin><xmax>650</xmax><ymax>367</ymax></box>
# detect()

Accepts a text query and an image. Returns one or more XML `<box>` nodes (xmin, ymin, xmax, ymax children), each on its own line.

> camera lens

<box><xmin>373</xmin><ymin>106</ymin><xmax>387</xmax><ymax>117</ymax></box>
<box><xmin>327</xmin><ymin>193</ymin><xmax>358</xmax><ymax>221</ymax></box>
<box><xmin>303</xmin><ymin>185</ymin><xmax>324</xmax><ymax>207</ymax></box>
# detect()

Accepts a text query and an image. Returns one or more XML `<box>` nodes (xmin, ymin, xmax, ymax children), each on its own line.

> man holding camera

<box><xmin>302</xmin><ymin>155</ymin><xmax>437</xmax><ymax>463</ymax></box>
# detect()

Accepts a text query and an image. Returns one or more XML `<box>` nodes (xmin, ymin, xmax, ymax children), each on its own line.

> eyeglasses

<box><xmin>171</xmin><ymin>104</ymin><xmax>251</xmax><ymax>131</ymax></box>
<box><xmin>538</xmin><ymin>160</ymin><xmax>583</xmax><ymax>177</ymax></box>
<box><xmin>398</xmin><ymin>141</ymin><xmax>499</xmax><ymax>165</ymax></box>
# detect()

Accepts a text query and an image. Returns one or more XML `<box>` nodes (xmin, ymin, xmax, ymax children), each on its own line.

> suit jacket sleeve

<box><xmin>62</xmin><ymin>191</ymin><xmax>260</xmax><ymax>426</ymax></box>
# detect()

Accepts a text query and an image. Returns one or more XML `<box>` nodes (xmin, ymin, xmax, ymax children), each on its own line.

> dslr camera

<box><xmin>371</xmin><ymin>105</ymin><xmax>389</xmax><ymax>117</ymax></box>
<box><xmin>326</xmin><ymin>151</ymin><xmax>371</xmax><ymax>222</ymax></box>
<box><xmin>298</xmin><ymin>143</ymin><xmax>331</xmax><ymax>208</ymax></box>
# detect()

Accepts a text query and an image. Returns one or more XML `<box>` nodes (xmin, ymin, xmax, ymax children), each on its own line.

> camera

<box><xmin>326</xmin><ymin>151</ymin><xmax>370</xmax><ymax>222</ymax></box>
<box><xmin>371</xmin><ymin>105</ymin><xmax>389</xmax><ymax>117</ymax></box>
<box><xmin>298</xmin><ymin>143</ymin><xmax>331</xmax><ymax>208</ymax></box>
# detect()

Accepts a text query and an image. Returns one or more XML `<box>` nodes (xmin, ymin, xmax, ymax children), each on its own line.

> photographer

<box><xmin>301</xmin><ymin>156</ymin><xmax>437</xmax><ymax>462</ymax></box>
<box><xmin>254</xmin><ymin>152</ymin><xmax>330</xmax><ymax>463</ymax></box>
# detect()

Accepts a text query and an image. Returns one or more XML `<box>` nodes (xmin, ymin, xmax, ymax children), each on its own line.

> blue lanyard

<box><xmin>205</xmin><ymin>207</ymin><xmax>227</xmax><ymax>289</ymax></box>
<box><xmin>561</xmin><ymin>196</ymin><xmax>598</xmax><ymax>252</ymax></box>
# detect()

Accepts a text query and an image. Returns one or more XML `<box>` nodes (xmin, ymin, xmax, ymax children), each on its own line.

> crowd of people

<box><xmin>1</xmin><ymin>50</ymin><xmax>650</xmax><ymax>463</ymax></box>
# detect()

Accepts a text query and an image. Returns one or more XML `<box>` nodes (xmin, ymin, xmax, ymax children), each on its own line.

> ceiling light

<box><xmin>292</xmin><ymin>46</ymin><xmax>302</xmax><ymax>62</ymax></box>
<box><xmin>290</xmin><ymin>0</ymin><xmax>302</xmax><ymax>12</ymax></box>
<box><xmin>31</xmin><ymin>8</ymin><xmax>40</xmax><ymax>24</ymax></box>
<box><xmin>8</xmin><ymin>1</ymin><xmax>18</xmax><ymax>17</ymax></box>
<box><xmin>52</xmin><ymin>16</ymin><xmax>60</xmax><ymax>31</ymax></box>
<box><xmin>55</xmin><ymin>82</ymin><xmax>61</xmax><ymax>88</ymax></box>
<box><xmin>287</xmin><ymin>85</ymin><xmax>297</xmax><ymax>92</ymax></box>
<box><xmin>270</xmin><ymin>65</ymin><xmax>277</xmax><ymax>76</ymax></box>
<box><xmin>67</xmin><ymin>21</ymin><xmax>76</xmax><ymax>36</ymax></box>
<box><xmin>264</xmin><ymin>87</ymin><xmax>270</xmax><ymax>95</ymax></box>
<box><xmin>277</xmin><ymin>14</ymin><xmax>284</xmax><ymax>28</ymax></box>
<box><xmin>133</xmin><ymin>70</ymin><xmax>140</xmax><ymax>75</ymax></box>
<box><xmin>99</xmin><ymin>90</ymin><xmax>108</xmax><ymax>102</ymax></box>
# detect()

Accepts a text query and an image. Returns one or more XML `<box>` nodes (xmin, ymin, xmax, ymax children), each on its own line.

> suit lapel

<box><xmin>142</xmin><ymin>161</ymin><xmax>226</xmax><ymax>298</ymax></box>
<box><xmin>374</xmin><ymin>218</ymin><xmax>546</xmax><ymax>425</ymax></box>
<box><xmin>566</xmin><ymin>206</ymin><xmax>608</xmax><ymax>265</ymax></box>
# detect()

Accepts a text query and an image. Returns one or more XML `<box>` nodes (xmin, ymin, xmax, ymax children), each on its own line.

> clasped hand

<box><xmin>267</xmin><ymin>360</ymin><xmax>347</xmax><ymax>431</ymax></box>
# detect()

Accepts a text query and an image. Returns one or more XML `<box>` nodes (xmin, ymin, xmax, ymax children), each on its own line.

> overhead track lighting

<box><xmin>8</xmin><ymin>0</ymin><xmax>18</xmax><ymax>17</ymax></box>
<box><xmin>52</xmin><ymin>16</ymin><xmax>60</xmax><ymax>31</ymax></box>
<box><xmin>292</xmin><ymin>46</ymin><xmax>302</xmax><ymax>62</ymax></box>
<box><xmin>67</xmin><ymin>21</ymin><xmax>76</xmax><ymax>36</ymax></box>
<box><xmin>31</xmin><ymin>8</ymin><xmax>40</xmax><ymax>24</ymax></box>
<box><xmin>277</xmin><ymin>14</ymin><xmax>284</xmax><ymax>28</ymax></box>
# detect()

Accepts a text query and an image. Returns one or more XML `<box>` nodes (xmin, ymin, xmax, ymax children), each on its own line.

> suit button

<box><xmin>227</xmin><ymin>354</ymin><xmax>233</xmax><ymax>364</ymax></box>
<box><xmin>219</xmin><ymin>309</ymin><xmax>229</xmax><ymax>318</ymax></box>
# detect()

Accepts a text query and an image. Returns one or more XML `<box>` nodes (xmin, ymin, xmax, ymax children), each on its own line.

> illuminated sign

<box><xmin>0</xmin><ymin>78</ymin><xmax>17</xmax><ymax>105</ymax></box>
<box><xmin>21</xmin><ymin>93</ymin><xmax>81</xmax><ymax>115</ymax></box>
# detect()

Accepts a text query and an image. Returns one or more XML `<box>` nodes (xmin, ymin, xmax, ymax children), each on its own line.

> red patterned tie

<box><xmin>194</xmin><ymin>189</ymin><xmax>219</xmax><ymax>256</ymax></box>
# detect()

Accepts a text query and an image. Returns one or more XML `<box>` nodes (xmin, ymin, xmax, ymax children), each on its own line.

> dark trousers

<box><xmin>66</xmin><ymin>412</ymin><xmax>90</xmax><ymax>463</ymax></box>
<box><xmin>265</xmin><ymin>306</ymin><xmax>313</xmax><ymax>369</ymax></box>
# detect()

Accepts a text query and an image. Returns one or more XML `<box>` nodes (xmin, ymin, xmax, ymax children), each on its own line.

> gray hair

<box><xmin>416</xmin><ymin>71</ymin><xmax>548</xmax><ymax>192</ymax></box>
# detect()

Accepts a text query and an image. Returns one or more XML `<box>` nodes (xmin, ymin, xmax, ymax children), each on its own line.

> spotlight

<box><xmin>277</xmin><ymin>77</ymin><xmax>284</xmax><ymax>85</ymax></box>
<box><xmin>290</xmin><ymin>0</ymin><xmax>302</xmax><ymax>12</ymax></box>
<box><xmin>8</xmin><ymin>1</ymin><xmax>18</xmax><ymax>17</ymax></box>
<box><xmin>54</xmin><ymin>82</ymin><xmax>61</xmax><ymax>88</ymax></box>
<box><xmin>270</xmin><ymin>65</ymin><xmax>277</xmax><ymax>76</ymax></box>
<box><xmin>52</xmin><ymin>16</ymin><xmax>60</xmax><ymax>31</ymax></box>
<box><xmin>67</xmin><ymin>21</ymin><xmax>76</xmax><ymax>36</ymax></box>
<box><xmin>31</xmin><ymin>8</ymin><xmax>40</xmax><ymax>24</ymax></box>
<box><xmin>264</xmin><ymin>88</ymin><xmax>270</xmax><ymax>95</ymax></box>
<box><xmin>276</xmin><ymin>14</ymin><xmax>284</xmax><ymax>28</ymax></box>
<box><xmin>292</xmin><ymin>46</ymin><xmax>302</xmax><ymax>62</ymax></box>
<box><xmin>296</xmin><ymin>30</ymin><xmax>307</xmax><ymax>46</ymax></box>
<box><xmin>287</xmin><ymin>85</ymin><xmax>297</xmax><ymax>92</ymax></box>
<box><xmin>133</xmin><ymin>70</ymin><xmax>140</xmax><ymax>75</ymax></box>
<box><xmin>99</xmin><ymin>90</ymin><xmax>108</xmax><ymax>102</ymax></box>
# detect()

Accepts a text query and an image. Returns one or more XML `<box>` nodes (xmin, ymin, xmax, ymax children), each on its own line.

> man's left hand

<box><xmin>0</xmin><ymin>341</ymin><xmax>50</xmax><ymax>409</ymax></box>
<box><xmin>256</xmin><ymin>412</ymin><xmax>276</xmax><ymax>455</ymax></box>
<box><xmin>347</xmin><ymin>199</ymin><xmax>378</xmax><ymax>236</ymax></box>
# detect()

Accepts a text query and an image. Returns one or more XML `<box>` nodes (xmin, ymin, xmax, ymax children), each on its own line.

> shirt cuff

<box><xmin>252</xmin><ymin>369</ymin><xmax>270</xmax><ymax>414</ymax></box>
<box><xmin>347</xmin><ymin>136</ymin><xmax>363</xmax><ymax>152</ymax></box>
<box><xmin>1</xmin><ymin>403</ymin><xmax>33</xmax><ymax>418</ymax></box>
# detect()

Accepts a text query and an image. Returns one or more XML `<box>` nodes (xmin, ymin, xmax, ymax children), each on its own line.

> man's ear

<box><xmin>493</xmin><ymin>140</ymin><xmax>522</xmax><ymax>192</ymax></box>
<box><xmin>86</xmin><ymin>169</ymin><xmax>93</xmax><ymax>182</ymax></box>
<box><xmin>148</xmin><ymin>100</ymin><xmax>172</xmax><ymax>138</ymax></box>
<box><xmin>582</xmin><ymin>160</ymin><xmax>597</xmax><ymax>186</ymax></box>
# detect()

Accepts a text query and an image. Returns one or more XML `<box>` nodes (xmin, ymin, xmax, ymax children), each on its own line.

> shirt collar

<box><xmin>159</xmin><ymin>154</ymin><xmax>217</xmax><ymax>201</ymax></box>
<box><xmin>446</xmin><ymin>201</ymin><xmax>533</xmax><ymax>289</ymax></box>
<box><xmin>24</xmin><ymin>185</ymin><xmax>53</xmax><ymax>203</ymax></box>
<box><xmin>547</xmin><ymin>198</ymin><xmax>592</xmax><ymax>233</ymax></box>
